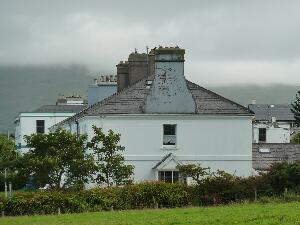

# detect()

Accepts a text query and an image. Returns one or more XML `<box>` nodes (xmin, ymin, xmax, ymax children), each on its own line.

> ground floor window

<box><xmin>158</xmin><ymin>171</ymin><xmax>179</xmax><ymax>183</ymax></box>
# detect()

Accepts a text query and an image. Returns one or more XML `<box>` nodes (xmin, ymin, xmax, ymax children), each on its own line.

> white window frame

<box><xmin>158</xmin><ymin>170</ymin><xmax>179</xmax><ymax>183</ymax></box>
<box><xmin>163</xmin><ymin>124</ymin><xmax>177</xmax><ymax>148</ymax></box>
<box><xmin>36</xmin><ymin>120</ymin><xmax>45</xmax><ymax>134</ymax></box>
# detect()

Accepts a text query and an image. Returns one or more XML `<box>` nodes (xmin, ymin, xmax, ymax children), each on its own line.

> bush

<box><xmin>83</xmin><ymin>182</ymin><xmax>190</xmax><ymax>210</ymax></box>
<box><xmin>1</xmin><ymin>191</ymin><xmax>89</xmax><ymax>216</ymax></box>
<box><xmin>266</xmin><ymin>161</ymin><xmax>300</xmax><ymax>193</ymax></box>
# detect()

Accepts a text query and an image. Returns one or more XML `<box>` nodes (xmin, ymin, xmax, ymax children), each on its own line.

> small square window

<box><xmin>163</xmin><ymin>124</ymin><xmax>176</xmax><ymax>145</ymax></box>
<box><xmin>36</xmin><ymin>120</ymin><xmax>45</xmax><ymax>134</ymax></box>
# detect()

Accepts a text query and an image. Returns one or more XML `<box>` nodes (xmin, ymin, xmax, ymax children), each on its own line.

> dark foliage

<box><xmin>19</xmin><ymin>129</ymin><xmax>95</xmax><ymax>190</ymax></box>
<box><xmin>291</xmin><ymin>90</ymin><xmax>300</xmax><ymax>126</ymax></box>
<box><xmin>0</xmin><ymin>135</ymin><xmax>24</xmax><ymax>191</ymax></box>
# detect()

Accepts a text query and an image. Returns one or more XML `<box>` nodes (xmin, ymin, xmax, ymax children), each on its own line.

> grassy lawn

<box><xmin>1</xmin><ymin>202</ymin><xmax>300</xmax><ymax>225</ymax></box>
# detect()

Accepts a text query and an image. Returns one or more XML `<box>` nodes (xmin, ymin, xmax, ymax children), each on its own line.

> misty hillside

<box><xmin>210</xmin><ymin>85</ymin><xmax>299</xmax><ymax>107</ymax></box>
<box><xmin>0</xmin><ymin>65</ymin><xmax>95</xmax><ymax>133</ymax></box>
<box><xmin>0</xmin><ymin>65</ymin><xmax>299</xmax><ymax>133</ymax></box>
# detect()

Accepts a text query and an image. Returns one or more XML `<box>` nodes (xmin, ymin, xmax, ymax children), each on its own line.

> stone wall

<box><xmin>253</xmin><ymin>143</ymin><xmax>300</xmax><ymax>170</ymax></box>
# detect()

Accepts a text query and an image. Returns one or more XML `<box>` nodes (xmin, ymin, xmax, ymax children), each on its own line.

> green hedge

<box><xmin>0</xmin><ymin>181</ymin><xmax>259</xmax><ymax>216</ymax></box>
<box><xmin>0</xmin><ymin>191</ymin><xmax>89</xmax><ymax>215</ymax></box>
<box><xmin>0</xmin><ymin>180</ymin><xmax>281</xmax><ymax>216</ymax></box>
<box><xmin>0</xmin><ymin>182</ymin><xmax>193</xmax><ymax>216</ymax></box>
<box><xmin>1</xmin><ymin>161</ymin><xmax>300</xmax><ymax>216</ymax></box>
<box><xmin>0</xmin><ymin>182</ymin><xmax>296</xmax><ymax>216</ymax></box>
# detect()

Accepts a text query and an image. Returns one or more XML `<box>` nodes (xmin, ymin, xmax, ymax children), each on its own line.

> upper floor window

<box><xmin>258</xmin><ymin>128</ymin><xmax>266</xmax><ymax>142</ymax></box>
<box><xmin>36</xmin><ymin>120</ymin><xmax>45</xmax><ymax>134</ymax></box>
<box><xmin>163</xmin><ymin>124</ymin><xmax>176</xmax><ymax>146</ymax></box>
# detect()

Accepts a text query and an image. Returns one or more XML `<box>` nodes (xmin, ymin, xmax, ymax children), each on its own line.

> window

<box><xmin>259</xmin><ymin>148</ymin><xmax>270</xmax><ymax>153</ymax></box>
<box><xmin>159</xmin><ymin>171</ymin><xmax>179</xmax><ymax>183</ymax></box>
<box><xmin>36</xmin><ymin>120</ymin><xmax>45</xmax><ymax>134</ymax></box>
<box><xmin>258</xmin><ymin>128</ymin><xmax>266</xmax><ymax>142</ymax></box>
<box><xmin>163</xmin><ymin>124</ymin><xmax>176</xmax><ymax>145</ymax></box>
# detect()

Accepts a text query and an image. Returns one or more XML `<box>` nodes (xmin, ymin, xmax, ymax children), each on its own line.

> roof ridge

<box><xmin>249</xmin><ymin>103</ymin><xmax>291</xmax><ymax>106</ymax></box>
<box><xmin>33</xmin><ymin>104</ymin><xmax>86</xmax><ymax>113</ymax></box>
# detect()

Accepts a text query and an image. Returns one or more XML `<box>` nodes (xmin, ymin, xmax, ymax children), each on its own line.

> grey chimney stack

<box><xmin>116</xmin><ymin>61</ymin><xmax>129</xmax><ymax>92</ymax></box>
<box><xmin>143</xmin><ymin>46</ymin><xmax>196</xmax><ymax>114</ymax></box>
<box><xmin>128</xmin><ymin>52</ymin><xmax>148</xmax><ymax>85</ymax></box>
<box><xmin>147</xmin><ymin>51</ymin><xmax>155</xmax><ymax>77</ymax></box>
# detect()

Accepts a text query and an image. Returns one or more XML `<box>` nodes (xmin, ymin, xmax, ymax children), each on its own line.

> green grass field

<box><xmin>1</xmin><ymin>202</ymin><xmax>300</xmax><ymax>225</ymax></box>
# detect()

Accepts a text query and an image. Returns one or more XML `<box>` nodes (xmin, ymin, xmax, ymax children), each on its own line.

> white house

<box><xmin>248</xmin><ymin>104</ymin><xmax>295</xmax><ymax>143</ymax></box>
<box><xmin>15</xmin><ymin>96</ymin><xmax>86</xmax><ymax>152</ymax></box>
<box><xmin>54</xmin><ymin>47</ymin><xmax>254</xmax><ymax>183</ymax></box>
<box><xmin>88</xmin><ymin>75</ymin><xmax>117</xmax><ymax>106</ymax></box>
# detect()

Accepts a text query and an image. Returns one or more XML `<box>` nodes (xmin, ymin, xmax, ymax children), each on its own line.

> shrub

<box><xmin>266</xmin><ymin>161</ymin><xmax>300</xmax><ymax>193</ymax></box>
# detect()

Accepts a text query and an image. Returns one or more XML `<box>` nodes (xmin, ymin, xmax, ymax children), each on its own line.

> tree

<box><xmin>291</xmin><ymin>132</ymin><xmax>300</xmax><ymax>144</ymax></box>
<box><xmin>20</xmin><ymin>129</ymin><xmax>95</xmax><ymax>190</ymax></box>
<box><xmin>0</xmin><ymin>135</ymin><xmax>21</xmax><ymax>190</ymax></box>
<box><xmin>291</xmin><ymin>90</ymin><xmax>300</xmax><ymax>126</ymax></box>
<box><xmin>0</xmin><ymin>135</ymin><xmax>19</xmax><ymax>169</ymax></box>
<box><xmin>87</xmin><ymin>125</ymin><xmax>134</xmax><ymax>187</ymax></box>
<box><xmin>176</xmin><ymin>164</ymin><xmax>211</xmax><ymax>185</ymax></box>
<box><xmin>266</xmin><ymin>161</ymin><xmax>300</xmax><ymax>193</ymax></box>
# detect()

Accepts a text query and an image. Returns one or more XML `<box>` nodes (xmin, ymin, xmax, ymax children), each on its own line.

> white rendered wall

<box><xmin>252</xmin><ymin>122</ymin><xmax>290</xmax><ymax>143</ymax></box>
<box><xmin>79</xmin><ymin>115</ymin><xmax>253</xmax><ymax>183</ymax></box>
<box><xmin>16</xmin><ymin>112</ymin><xmax>75</xmax><ymax>152</ymax></box>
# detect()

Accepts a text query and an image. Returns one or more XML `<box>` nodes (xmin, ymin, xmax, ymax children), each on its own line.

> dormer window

<box><xmin>163</xmin><ymin>124</ymin><xmax>176</xmax><ymax>146</ymax></box>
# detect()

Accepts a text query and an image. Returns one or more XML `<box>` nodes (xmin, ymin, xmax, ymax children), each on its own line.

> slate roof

<box><xmin>54</xmin><ymin>76</ymin><xmax>253</xmax><ymax>128</ymax></box>
<box><xmin>33</xmin><ymin>104</ymin><xmax>87</xmax><ymax>113</ymax></box>
<box><xmin>248</xmin><ymin>104</ymin><xmax>294</xmax><ymax>122</ymax></box>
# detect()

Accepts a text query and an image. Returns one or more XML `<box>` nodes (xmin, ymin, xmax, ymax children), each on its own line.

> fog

<box><xmin>1</xmin><ymin>0</ymin><xmax>300</xmax><ymax>86</ymax></box>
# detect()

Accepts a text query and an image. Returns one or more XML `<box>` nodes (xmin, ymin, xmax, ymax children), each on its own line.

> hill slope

<box><xmin>0</xmin><ymin>65</ymin><xmax>298</xmax><ymax>133</ymax></box>
<box><xmin>0</xmin><ymin>65</ymin><xmax>94</xmax><ymax>133</ymax></box>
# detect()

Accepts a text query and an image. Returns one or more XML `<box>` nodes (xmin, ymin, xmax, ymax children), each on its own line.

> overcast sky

<box><xmin>1</xmin><ymin>0</ymin><xmax>300</xmax><ymax>86</ymax></box>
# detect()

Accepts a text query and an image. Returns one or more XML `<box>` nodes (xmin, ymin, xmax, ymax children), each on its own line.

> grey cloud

<box><xmin>1</xmin><ymin>0</ymin><xmax>300</xmax><ymax>85</ymax></box>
